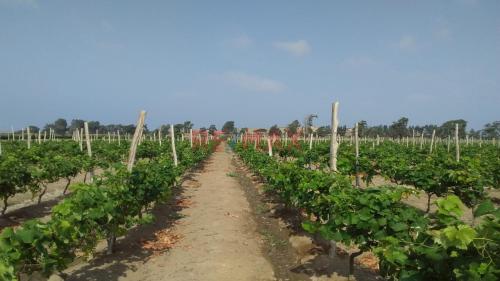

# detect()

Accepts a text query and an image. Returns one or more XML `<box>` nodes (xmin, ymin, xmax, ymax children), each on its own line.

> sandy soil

<box><xmin>63</xmin><ymin>143</ymin><xmax>276</xmax><ymax>281</ymax></box>
<box><xmin>233</xmin><ymin>155</ymin><xmax>381</xmax><ymax>281</ymax></box>
<box><xmin>21</xmin><ymin>143</ymin><xmax>385</xmax><ymax>281</ymax></box>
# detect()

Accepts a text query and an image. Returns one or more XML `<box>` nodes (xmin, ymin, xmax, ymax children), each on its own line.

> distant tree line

<box><xmin>257</xmin><ymin>118</ymin><xmax>499</xmax><ymax>139</ymax></box>
<box><xmin>9</xmin><ymin>118</ymin><xmax>500</xmax><ymax>139</ymax></box>
<box><xmin>311</xmin><ymin>118</ymin><xmax>499</xmax><ymax>139</ymax></box>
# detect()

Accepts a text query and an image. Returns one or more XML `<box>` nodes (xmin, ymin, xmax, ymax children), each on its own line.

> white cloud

<box><xmin>434</xmin><ymin>27</ymin><xmax>452</xmax><ymax>40</ymax></box>
<box><xmin>227</xmin><ymin>35</ymin><xmax>253</xmax><ymax>48</ymax></box>
<box><xmin>101</xmin><ymin>20</ymin><xmax>114</xmax><ymax>33</ymax></box>
<box><xmin>340</xmin><ymin>57</ymin><xmax>377</xmax><ymax>68</ymax></box>
<box><xmin>273</xmin><ymin>40</ymin><xmax>311</xmax><ymax>56</ymax></box>
<box><xmin>397</xmin><ymin>35</ymin><xmax>417</xmax><ymax>51</ymax></box>
<box><xmin>220</xmin><ymin>72</ymin><xmax>285</xmax><ymax>93</ymax></box>
<box><xmin>457</xmin><ymin>0</ymin><xmax>478</xmax><ymax>5</ymax></box>
<box><xmin>0</xmin><ymin>0</ymin><xmax>38</xmax><ymax>8</ymax></box>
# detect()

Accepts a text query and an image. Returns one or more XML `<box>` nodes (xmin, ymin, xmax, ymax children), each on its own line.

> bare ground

<box><xmin>49</xmin><ymin>143</ymin><xmax>383</xmax><ymax>281</ymax></box>
<box><xmin>63</xmin><ymin>143</ymin><xmax>276</xmax><ymax>281</ymax></box>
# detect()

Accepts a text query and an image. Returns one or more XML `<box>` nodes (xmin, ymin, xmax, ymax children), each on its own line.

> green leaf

<box><xmin>15</xmin><ymin>228</ymin><xmax>35</xmax><ymax>244</ymax></box>
<box><xmin>389</xmin><ymin>222</ymin><xmax>408</xmax><ymax>232</ymax></box>
<box><xmin>437</xmin><ymin>225</ymin><xmax>477</xmax><ymax>250</ymax></box>
<box><xmin>301</xmin><ymin>221</ymin><xmax>318</xmax><ymax>233</ymax></box>
<box><xmin>473</xmin><ymin>200</ymin><xmax>495</xmax><ymax>217</ymax></box>
<box><xmin>436</xmin><ymin>195</ymin><xmax>464</xmax><ymax>218</ymax></box>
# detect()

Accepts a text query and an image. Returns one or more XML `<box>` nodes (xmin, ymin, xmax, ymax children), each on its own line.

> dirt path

<box><xmin>64</xmin><ymin>143</ymin><xmax>276</xmax><ymax>281</ymax></box>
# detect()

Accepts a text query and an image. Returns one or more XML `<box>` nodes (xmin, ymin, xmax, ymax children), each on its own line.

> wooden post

<box><xmin>170</xmin><ymin>124</ymin><xmax>178</xmax><ymax>167</ymax></box>
<box><xmin>429</xmin><ymin>129</ymin><xmax>436</xmax><ymax>153</ymax></box>
<box><xmin>354</xmin><ymin>122</ymin><xmax>360</xmax><ymax>188</ymax></box>
<box><xmin>420</xmin><ymin>131</ymin><xmax>424</xmax><ymax>149</ymax></box>
<box><xmin>412</xmin><ymin>129</ymin><xmax>415</xmax><ymax>146</ymax></box>
<box><xmin>27</xmin><ymin>127</ymin><xmax>31</xmax><ymax>149</ymax></box>
<box><xmin>77</xmin><ymin>129</ymin><xmax>83</xmax><ymax>151</ymax></box>
<box><xmin>329</xmin><ymin>102</ymin><xmax>339</xmax><ymax>172</ymax></box>
<box><xmin>127</xmin><ymin>111</ymin><xmax>146</xmax><ymax>172</ymax></box>
<box><xmin>84</xmin><ymin>122</ymin><xmax>94</xmax><ymax>181</ymax></box>
<box><xmin>455</xmin><ymin>123</ymin><xmax>460</xmax><ymax>162</ymax></box>
<box><xmin>267</xmin><ymin>138</ymin><xmax>273</xmax><ymax>157</ymax></box>
<box><xmin>190</xmin><ymin>129</ymin><xmax>193</xmax><ymax>148</ymax></box>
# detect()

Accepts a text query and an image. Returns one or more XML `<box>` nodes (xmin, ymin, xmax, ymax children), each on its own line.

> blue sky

<box><xmin>1</xmin><ymin>0</ymin><xmax>499</xmax><ymax>130</ymax></box>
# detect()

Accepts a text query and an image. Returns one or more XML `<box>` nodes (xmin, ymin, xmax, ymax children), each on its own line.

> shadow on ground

<box><xmin>0</xmin><ymin>195</ymin><xmax>66</xmax><ymax>230</ymax></box>
<box><xmin>232</xmin><ymin>154</ymin><xmax>381</xmax><ymax>281</ymax></box>
<box><xmin>64</xmin><ymin>162</ymin><xmax>208</xmax><ymax>281</ymax></box>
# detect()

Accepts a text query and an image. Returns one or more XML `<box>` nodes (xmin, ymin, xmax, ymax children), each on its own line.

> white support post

<box><xmin>84</xmin><ymin>122</ymin><xmax>94</xmax><ymax>181</ymax></box>
<box><xmin>420</xmin><ymin>131</ymin><xmax>424</xmax><ymax>149</ymax></box>
<box><xmin>190</xmin><ymin>129</ymin><xmax>193</xmax><ymax>148</ymax></box>
<box><xmin>127</xmin><ymin>111</ymin><xmax>146</xmax><ymax>172</ymax></box>
<box><xmin>267</xmin><ymin>138</ymin><xmax>273</xmax><ymax>157</ymax></box>
<box><xmin>429</xmin><ymin>129</ymin><xmax>436</xmax><ymax>153</ymax></box>
<box><xmin>412</xmin><ymin>129</ymin><xmax>415</xmax><ymax>147</ymax></box>
<box><xmin>329</xmin><ymin>102</ymin><xmax>339</xmax><ymax>172</ymax></box>
<box><xmin>455</xmin><ymin>123</ymin><xmax>460</xmax><ymax>162</ymax></box>
<box><xmin>77</xmin><ymin>129</ymin><xmax>83</xmax><ymax>151</ymax></box>
<box><xmin>27</xmin><ymin>127</ymin><xmax>31</xmax><ymax>149</ymax></box>
<box><xmin>354</xmin><ymin>122</ymin><xmax>360</xmax><ymax>188</ymax></box>
<box><xmin>170</xmin><ymin>124</ymin><xmax>178</xmax><ymax>167</ymax></box>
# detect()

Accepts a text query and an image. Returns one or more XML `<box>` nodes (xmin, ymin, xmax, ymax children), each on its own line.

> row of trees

<box><xmin>10</xmin><ymin>118</ymin><xmax>500</xmax><ymax>139</ymax></box>
<box><xmin>13</xmin><ymin>119</ymin><xmax>225</xmax><ymax>137</ymax></box>
<box><xmin>356</xmin><ymin>118</ymin><xmax>499</xmax><ymax>139</ymax></box>
<box><xmin>246</xmin><ymin>118</ymin><xmax>499</xmax><ymax>139</ymax></box>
